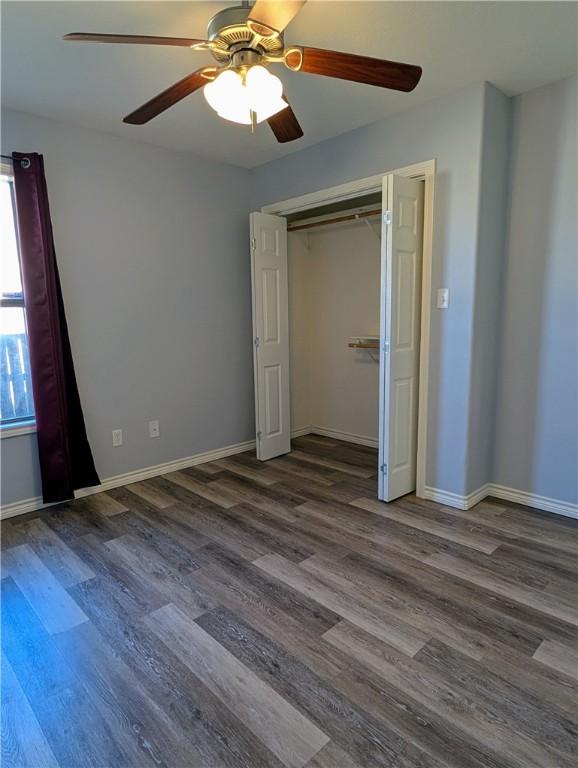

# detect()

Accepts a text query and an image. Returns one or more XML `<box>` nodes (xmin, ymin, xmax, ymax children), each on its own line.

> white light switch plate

<box><xmin>437</xmin><ymin>288</ymin><xmax>449</xmax><ymax>309</ymax></box>
<box><xmin>112</xmin><ymin>429</ymin><xmax>123</xmax><ymax>447</ymax></box>
<box><xmin>149</xmin><ymin>420</ymin><xmax>160</xmax><ymax>438</ymax></box>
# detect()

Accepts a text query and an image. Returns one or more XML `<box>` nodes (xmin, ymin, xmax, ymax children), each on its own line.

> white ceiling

<box><xmin>2</xmin><ymin>2</ymin><xmax>577</xmax><ymax>168</ymax></box>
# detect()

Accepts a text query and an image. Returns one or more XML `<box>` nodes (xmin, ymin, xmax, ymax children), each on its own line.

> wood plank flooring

<box><xmin>1</xmin><ymin>435</ymin><xmax>577</xmax><ymax>768</ymax></box>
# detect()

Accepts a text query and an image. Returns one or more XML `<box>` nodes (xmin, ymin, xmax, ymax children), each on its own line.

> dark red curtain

<box><xmin>12</xmin><ymin>152</ymin><xmax>99</xmax><ymax>503</ymax></box>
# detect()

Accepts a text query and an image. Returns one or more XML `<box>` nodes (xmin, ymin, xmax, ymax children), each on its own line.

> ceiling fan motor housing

<box><xmin>207</xmin><ymin>4</ymin><xmax>284</xmax><ymax>63</ymax></box>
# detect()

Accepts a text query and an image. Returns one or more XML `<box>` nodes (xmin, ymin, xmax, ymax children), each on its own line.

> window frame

<box><xmin>1</xmin><ymin>159</ymin><xmax>36</xmax><ymax>438</ymax></box>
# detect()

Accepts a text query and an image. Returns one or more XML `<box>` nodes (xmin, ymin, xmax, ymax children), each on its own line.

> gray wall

<box><xmin>1</xmin><ymin>108</ymin><xmax>254</xmax><ymax>505</ymax></box>
<box><xmin>493</xmin><ymin>76</ymin><xmax>578</xmax><ymax>504</ymax></box>
<box><xmin>466</xmin><ymin>85</ymin><xmax>512</xmax><ymax>494</ymax></box>
<box><xmin>252</xmin><ymin>84</ymin><xmax>487</xmax><ymax>496</ymax></box>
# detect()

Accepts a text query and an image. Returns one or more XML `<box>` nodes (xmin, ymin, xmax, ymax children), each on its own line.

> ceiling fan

<box><xmin>64</xmin><ymin>0</ymin><xmax>422</xmax><ymax>143</ymax></box>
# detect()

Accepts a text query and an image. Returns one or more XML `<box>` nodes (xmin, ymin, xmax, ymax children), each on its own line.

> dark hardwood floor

<box><xmin>2</xmin><ymin>435</ymin><xmax>577</xmax><ymax>768</ymax></box>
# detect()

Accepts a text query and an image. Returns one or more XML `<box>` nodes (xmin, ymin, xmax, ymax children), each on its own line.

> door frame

<box><xmin>261</xmin><ymin>159</ymin><xmax>435</xmax><ymax>499</ymax></box>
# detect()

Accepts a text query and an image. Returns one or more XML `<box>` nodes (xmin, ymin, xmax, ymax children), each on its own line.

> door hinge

<box><xmin>257</xmin><ymin>431</ymin><xmax>262</xmax><ymax>441</ymax></box>
<box><xmin>250</xmin><ymin>237</ymin><xmax>256</xmax><ymax>251</ymax></box>
<box><xmin>254</xmin><ymin>337</ymin><xmax>260</xmax><ymax>348</ymax></box>
<box><xmin>382</xmin><ymin>339</ymin><xmax>390</xmax><ymax>354</ymax></box>
<box><xmin>383</xmin><ymin>210</ymin><xmax>392</xmax><ymax>226</ymax></box>
<box><xmin>380</xmin><ymin>463</ymin><xmax>388</xmax><ymax>475</ymax></box>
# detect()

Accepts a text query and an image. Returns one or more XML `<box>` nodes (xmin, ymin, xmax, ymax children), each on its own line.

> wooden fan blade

<box><xmin>123</xmin><ymin>69</ymin><xmax>210</xmax><ymax>125</ymax></box>
<box><xmin>248</xmin><ymin>1</ymin><xmax>306</xmax><ymax>36</ymax></box>
<box><xmin>267</xmin><ymin>99</ymin><xmax>303</xmax><ymax>143</ymax></box>
<box><xmin>287</xmin><ymin>47</ymin><xmax>422</xmax><ymax>92</ymax></box>
<box><xmin>64</xmin><ymin>33</ymin><xmax>208</xmax><ymax>47</ymax></box>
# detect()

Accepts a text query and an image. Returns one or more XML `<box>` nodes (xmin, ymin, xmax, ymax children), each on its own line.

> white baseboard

<box><xmin>488</xmin><ymin>484</ymin><xmax>578</xmax><ymax>519</ymax></box>
<box><xmin>0</xmin><ymin>439</ymin><xmax>256</xmax><ymax>520</ymax></box>
<box><xmin>290</xmin><ymin>426</ymin><xmax>313</xmax><ymax>439</ymax></box>
<box><xmin>291</xmin><ymin>425</ymin><xmax>378</xmax><ymax>449</ymax></box>
<box><xmin>423</xmin><ymin>482</ymin><xmax>577</xmax><ymax>519</ymax></box>
<box><xmin>0</xmin><ymin>496</ymin><xmax>49</xmax><ymax>520</ymax></box>
<box><xmin>422</xmin><ymin>484</ymin><xmax>490</xmax><ymax>511</ymax></box>
<box><xmin>5</xmin><ymin>435</ymin><xmax>575</xmax><ymax>523</ymax></box>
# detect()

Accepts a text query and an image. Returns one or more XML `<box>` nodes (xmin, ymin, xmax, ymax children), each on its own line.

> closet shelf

<box><xmin>288</xmin><ymin>207</ymin><xmax>381</xmax><ymax>233</ymax></box>
<box><xmin>348</xmin><ymin>336</ymin><xmax>380</xmax><ymax>350</ymax></box>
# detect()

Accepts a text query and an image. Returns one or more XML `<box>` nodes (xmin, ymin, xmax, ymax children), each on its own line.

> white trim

<box><xmin>4</xmin><ymin>438</ymin><xmax>575</xmax><ymax>522</ymax></box>
<box><xmin>423</xmin><ymin>484</ymin><xmax>490</xmax><ymax>511</ymax></box>
<box><xmin>423</xmin><ymin>483</ymin><xmax>577</xmax><ymax>519</ymax></box>
<box><xmin>2</xmin><ymin>163</ymin><xmax>35</xmax><ymax>441</ymax></box>
<box><xmin>0</xmin><ymin>438</ymin><xmax>256</xmax><ymax>520</ymax></box>
<box><xmin>290</xmin><ymin>425</ymin><xmax>378</xmax><ymax>449</ymax></box>
<box><xmin>488</xmin><ymin>484</ymin><xmax>578</xmax><ymax>519</ymax></box>
<box><xmin>415</xmin><ymin>163</ymin><xmax>435</xmax><ymax>498</ymax></box>
<box><xmin>0</xmin><ymin>496</ymin><xmax>44</xmax><ymax>520</ymax></box>
<box><xmin>0</xmin><ymin>422</ymin><xmax>36</xmax><ymax>439</ymax></box>
<box><xmin>263</xmin><ymin>159</ymin><xmax>435</xmax><ymax>500</ymax></box>
<box><xmin>290</xmin><ymin>426</ymin><xmax>313</xmax><ymax>439</ymax></box>
<box><xmin>262</xmin><ymin>160</ymin><xmax>435</xmax><ymax>217</ymax></box>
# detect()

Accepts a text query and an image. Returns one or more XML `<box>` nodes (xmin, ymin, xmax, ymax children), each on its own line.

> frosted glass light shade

<box><xmin>204</xmin><ymin>70</ymin><xmax>251</xmax><ymax>124</ymax></box>
<box><xmin>204</xmin><ymin>66</ymin><xmax>287</xmax><ymax>125</ymax></box>
<box><xmin>245</xmin><ymin>66</ymin><xmax>288</xmax><ymax>121</ymax></box>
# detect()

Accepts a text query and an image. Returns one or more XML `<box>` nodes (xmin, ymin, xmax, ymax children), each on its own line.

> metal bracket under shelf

<box><xmin>364</xmin><ymin>218</ymin><xmax>381</xmax><ymax>241</ymax></box>
<box><xmin>348</xmin><ymin>336</ymin><xmax>380</xmax><ymax>361</ymax></box>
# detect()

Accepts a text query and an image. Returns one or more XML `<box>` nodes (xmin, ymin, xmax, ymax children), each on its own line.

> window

<box><xmin>1</xmin><ymin>163</ymin><xmax>35</xmax><ymax>430</ymax></box>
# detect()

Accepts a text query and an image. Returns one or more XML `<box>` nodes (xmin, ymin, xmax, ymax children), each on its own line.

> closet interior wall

<box><xmin>288</xmin><ymin>217</ymin><xmax>381</xmax><ymax>444</ymax></box>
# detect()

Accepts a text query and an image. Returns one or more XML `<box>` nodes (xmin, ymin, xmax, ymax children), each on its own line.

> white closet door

<box><xmin>250</xmin><ymin>212</ymin><xmax>291</xmax><ymax>461</ymax></box>
<box><xmin>378</xmin><ymin>175</ymin><xmax>424</xmax><ymax>501</ymax></box>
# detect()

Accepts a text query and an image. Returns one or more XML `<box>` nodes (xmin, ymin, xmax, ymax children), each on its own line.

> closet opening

<box><xmin>286</xmin><ymin>194</ymin><xmax>383</xmax><ymax>461</ymax></box>
<box><xmin>250</xmin><ymin>162</ymin><xmax>433</xmax><ymax>503</ymax></box>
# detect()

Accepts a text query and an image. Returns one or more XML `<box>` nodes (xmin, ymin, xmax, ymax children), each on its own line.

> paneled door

<box><xmin>378</xmin><ymin>175</ymin><xmax>424</xmax><ymax>501</ymax></box>
<box><xmin>250</xmin><ymin>212</ymin><xmax>291</xmax><ymax>460</ymax></box>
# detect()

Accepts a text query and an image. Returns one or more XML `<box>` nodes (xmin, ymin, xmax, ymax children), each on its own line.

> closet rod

<box><xmin>287</xmin><ymin>207</ymin><xmax>382</xmax><ymax>233</ymax></box>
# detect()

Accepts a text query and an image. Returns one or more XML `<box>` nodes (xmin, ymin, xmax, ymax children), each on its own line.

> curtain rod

<box><xmin>1</xmin><ymin>154</ymin><xmax>31</xmax><ymax>169</ymax></box>
<box><xmin>287</xmin><ymin>207</ymin><xmax>382</xmax><ymax>233</ymax></box>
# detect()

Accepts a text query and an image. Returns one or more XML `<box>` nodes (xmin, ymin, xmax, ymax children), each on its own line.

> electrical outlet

<box><xmin>112</xmin><ymin>429</ymin><xmax>123</xmax><ymax>447</ymax></box>
<box><xmin>148</xmin><ymin>420</ymin><xmax>160</xmax><ymax>438</ymax></box>
<box><xmin>437</xmin><ymin>288</ymin><xmax>449</xmax><ymax>309</ymax></box>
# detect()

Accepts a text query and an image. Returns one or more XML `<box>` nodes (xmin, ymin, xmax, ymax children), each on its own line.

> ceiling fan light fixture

<box><xmin>217</xmin><ymin>106</ymin><xmax>252</xmax><ymax>124</ymax></box>
<box><xmin>255</xmin><ymin>96</ymin><xmax>288</xmax><ymax>123</ymax></box>
<box><xmin>204</xmin><ymin>65</ymin><xmax>288</xmax><ymax>126</ymax></box>
<box><xmin>204</xmin><ymin>69</ymin><xmax>249</xmax><ymax>124</ymax></box>
<box><xmin>66</xmin><ymin>2</ymin><xmax>423</xmax><ymax>141</ymax></box>
<box><xmin>245</xmin><ymin>65</ymin><xmax>288</xmax><ymax>122</ymax></box>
